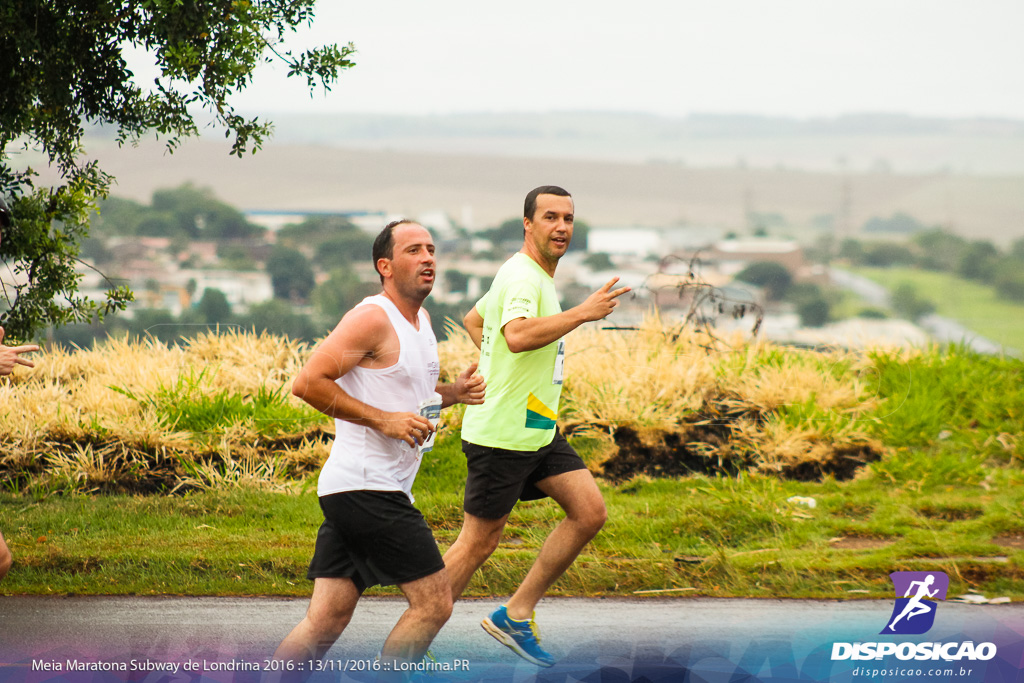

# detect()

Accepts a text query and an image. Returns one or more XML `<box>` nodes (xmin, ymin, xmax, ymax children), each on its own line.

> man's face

<box><xmin>380</xmin><ymin>223</ymin><xmax>436</xmax><ymax>301</ymax></box>
<box><xmin>525</xmin><ymin>194</ymin><xmax>574</xmax><ymax>263</ymax></box>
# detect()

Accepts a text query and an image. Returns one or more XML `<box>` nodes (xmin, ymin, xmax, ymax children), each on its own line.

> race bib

<box><xmin>552</xmin><ymin>340</ymin><xmax>565</xmax><ymax>385</ymax></box>
<box><xmin>417</xmin><ymin>392</ymin><xmax>443</xmax><ymax>455</ymax></box>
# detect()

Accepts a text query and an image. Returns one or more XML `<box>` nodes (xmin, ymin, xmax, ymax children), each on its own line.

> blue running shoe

<box><xmin>481</xmin><ymin>605</ymin><xmax>555</xmax><ymax>667</ymax></box>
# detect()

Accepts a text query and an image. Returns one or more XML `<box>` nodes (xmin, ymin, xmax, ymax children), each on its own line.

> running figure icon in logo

<box><xmin>882</xmin><ymin>571</ymin><xmax>949</xmax><ymax>635</ymax></box>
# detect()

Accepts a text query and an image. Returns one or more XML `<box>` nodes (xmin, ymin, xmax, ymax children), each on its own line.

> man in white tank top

<box><xmin>273</xmin><ymin>220</ymin><xmax>485</xmax><ymax>677</ymax></box>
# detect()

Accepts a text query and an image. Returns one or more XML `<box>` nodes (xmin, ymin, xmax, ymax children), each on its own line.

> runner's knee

<box><xmin>412</xmin><ymin>590</ymin><xmax>453</xmax><ymax>628</ymax></box>
<box><xmin>306</xmin><ymin>603</ymin><xmax>354</xmax><ymax>639</ymax></box>
<box><xmin>479</xmin><ymin>527</ymin><xmax>503</xmax><ymax>556</ymax></box>
<box><xmin>459</xmin><ymin>518</ymin><xmax>504</xmax><ymax>559</ymax></box>
<box><xmin>573</xmin><ymin>499</ymin><xmax>607</xmax><ymax>536</ymax></box>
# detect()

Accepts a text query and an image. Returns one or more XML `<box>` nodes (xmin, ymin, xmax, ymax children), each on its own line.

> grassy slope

<box><xmin>3</xmin><ymin>434</ymin><xmax>1023</xmax><ymax>601</ymax></box>
<box><xmin>2</xmin><ymin>331</ymin><xmax>1023</xmax><ymax>600</ymax></box>
<box><xmin>854</xmin><ymin>266</ymin><xmax>1024</xmax><ymax>351</ymax></box>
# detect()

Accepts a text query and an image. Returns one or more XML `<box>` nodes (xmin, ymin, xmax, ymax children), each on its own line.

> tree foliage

<box><xmin>957</xmin><ymin>240</ymin><xmax>999</xmax><ymax>283</ymax></box>
<box><xmin>312</xmin><ymin>267</ymin><xmax>371</xmax><ymax>323</ymax></box>
<box><xmin>993</xmin><ymin>258</ymin><xmax>1024</xmax><ymax>303</ymax></box>
<box><xmin>267</xmin><ymin>246</ymin><xmax>315</xmax><ymax>302</ymax></box>
<box><xmin>912</xmin><ymin>229</ymin><xmax>968</xmax><ymax>272</ymax></box>
<box><xmin>245</xmin><ymin>298</ymin><xmax>319</xmax><ymax>341</ymax></box>
<box><xmin>891</xmin><ymin>282</ymin><xmax>936</xmax><ymax>321</ymax></box>
<box><xmin>152</xmin><ymin>184</ymin><xmax>264</xmax><ymax>240</ymax></box>
<box><xmin>443</xmin><ymin>269</ymin><xmax>470</xmax><ymax>295</ymax></box>
<box><xmin>862</xmin><ymin>212</ymin><xmax>924</xmax><ymax>234</ymax></box>
<box><xmin>313</xmin><ymin>233</ymin><xmax>376</xmax><ymax>269</ymax></box>
<box><xmin>93</xmin><ymin>183</ymin><xmax>264</xmax><ymax>240</ymax></box>
<box><xmin>195</xmin><ymin>287</ymin><xmax>232</xmax><ymax>325</ymax></box>
<box><xmin>583</xmin><ymin>252</ymin><xmax>615</xmax><ymax>271</ymax></box>
<box><xmin>0</xmin><ymin>0</ymin><xmax>354</xmax><ymax>340</ymax></box>
<box><xmin>734</xmin><ymin>261</ymin><xmax>792</xmax><ymax>301</ymax></box>
<box><xmin>787</xmin><ymin>283</ymin><xmax>831</xmax><ymax>327</ymax></box>
<box><xmin>278</xmin><ymin>214</ymin><xmax>360</xmax><ymax>247</ymax></box>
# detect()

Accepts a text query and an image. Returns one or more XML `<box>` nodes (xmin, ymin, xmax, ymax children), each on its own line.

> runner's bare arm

<box><xmin>463</xmin><ymin>306</ymin><xmax>484</xmax><ymax>349</ymax></box>
<box><xmin>292</xmin><ymin>305</ymin><xmax>433</xmax><ymax>447</ymax></box>
<box><xmin>503</xmin><ymin>277</ymin><xmax>631</xmax><ymax>353</ymax></box>
<box><xmin>436</xmin><ymin>362</ymin><xmax>486</xmax><ymax>409</ymax></box>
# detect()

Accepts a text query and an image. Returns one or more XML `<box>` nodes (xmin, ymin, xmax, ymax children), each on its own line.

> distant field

<box><xmin>855</xmin><ymin>267</ymin><xmax>1024</xmax><ymax>351</ymax></box>
<box><xmin>24</xmin><ymin>135</ymin><xmax>1024</xmax><ymax>245</ymax></box>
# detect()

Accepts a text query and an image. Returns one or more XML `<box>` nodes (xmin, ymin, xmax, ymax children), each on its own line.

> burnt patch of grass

<box><xmin>601</xmin><ymin>422</ymin><xmax>882</xmax><ymax>483</ymax></box>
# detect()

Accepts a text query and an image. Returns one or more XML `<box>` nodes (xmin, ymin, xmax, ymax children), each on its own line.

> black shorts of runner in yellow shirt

<box><xmin>307</xmin><ymin>490</ymin><xmax>445</xmax><ymax>592</ymax></box>
<box><xmin>462</xmin><ymin>429</ymin><xmax>588</xmax><ymax>519</ymax></box>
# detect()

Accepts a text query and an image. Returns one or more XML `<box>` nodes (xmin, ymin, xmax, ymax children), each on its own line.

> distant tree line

<box><xmin>839</xmin><ymin>226</ymin><xmax>1024</xmax><ymax>304</ymax></box>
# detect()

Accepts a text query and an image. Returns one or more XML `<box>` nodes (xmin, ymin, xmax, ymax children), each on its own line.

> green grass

<box><xmin>3</xmin><ymin>433</ymin><xmax>1024</xmax><ymax>601</ymax></box>
<box><xmin>853</xmin><ymin>266</ymin><xmax>1024</xmax><ymax>351</ymax></box>
<box><xmin>112</xmin><ymin>368</ymin><xmax>326</xmax><ymax>441</ymax></box>
<box><xmin>3</xmin><ymin>344</ymin><xmax>1024</xmax><ymax>600</ymax></box>
<box><xmin>863</xmin><ymin>345</ymin><xmax>1024</xmax><ymax>464</ymax></box>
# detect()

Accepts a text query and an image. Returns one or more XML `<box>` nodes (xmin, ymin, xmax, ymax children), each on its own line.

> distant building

<box><xmin>122</xmin><ymin>269</ymin><xmax>275</xmax><ymax>316</ymax></box>
<box><xmin>587</xmin><ymin>226</ymin><xmax>724</xmax><ymax>260</ymax></box>
<box><xmin>588</xmin><ymin>227</ymin><xmax>662</xmax><ymax>258</ymax></box>
<box><xmin>179</xmin><ymin>241</ymin><xmax>219</xmax><ymax>267</ymax></box>
<box><xmin>107</xmin><ymin>236</ymin><xmax>173</xmax><ymax>265</ymax></box>
<box><xmin>663</xmin><ymin>226</ymin><xmax>725</xmax><ymax>251</ymax></box>
<box><xmin>245</xmin><ymin>210</ymin><xmax>387</xmax><ymax>234</ymax></box>
<box><xmin>178</xmin><ymin>270</ymin><xmax>274</xmax><ymax>313</ymax></box>
<box><xmin>415</xmin><ymin>210</ymin><xmax>456</xmax><ymax>239</ymax></box>
<box><xmin>708</xmin><ymin>238</ymin><xmax>805</xmax><ymax>276</ymax></box>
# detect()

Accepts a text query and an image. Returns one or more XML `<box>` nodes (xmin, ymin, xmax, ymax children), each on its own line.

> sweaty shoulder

<box><xmin>339</xmin><ymin>301</ymin><xmax>391</xmax><ymax>335</ymax></box>
<box><xmin>323</xmin><ymin>302</ymin><xmax>395</xmax><ymax>358</ymax></box>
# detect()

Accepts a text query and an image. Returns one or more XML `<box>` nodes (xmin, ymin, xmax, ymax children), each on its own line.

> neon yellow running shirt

<box><xmin>461</xmin><ymin>253</ymin><xmax>566</xmax><ymax>451</ymax></box>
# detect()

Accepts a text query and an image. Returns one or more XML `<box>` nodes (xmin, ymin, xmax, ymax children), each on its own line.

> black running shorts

<box><xmin>462</xmin><ymin>430</ymin><xmax>588</xmax><ymax>520</ymax></box>
<box><xmin>306</xmin><ymin>490</ymin><xmax>445</xmax><ymax>591</ymax></box>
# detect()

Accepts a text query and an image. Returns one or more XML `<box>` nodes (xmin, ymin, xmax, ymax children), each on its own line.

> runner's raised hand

<box><xmin>575</xmin><ymin>277</ymin><xmax>631</xmax><ymax>322</ymax></box>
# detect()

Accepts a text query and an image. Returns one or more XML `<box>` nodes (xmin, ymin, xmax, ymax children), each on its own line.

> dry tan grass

<box><xmin>0</xmin><ymin>331</ymin><xmax>320</xmax><ymax>493</ymax></box>
<box><xmin>440</xmin><ymin>315</ymin><xmax>884</xmax><ymax>479</ymax></box>
<box><xmin>563</xmin><ymin>321</ymin><xmax>719</xmax><ymax>426</ymax></box>
<box><xmin>1</xmin><ymin>321</ymin><xmax>888</xmax><ymax>493</ymax></box>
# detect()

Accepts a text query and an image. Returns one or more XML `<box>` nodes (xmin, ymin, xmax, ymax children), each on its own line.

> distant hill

<box><xmin>260</xmin><ymin>111</ymin><xmax>1024</xmax><ymax>176</ymax></box>
<box><xmin>20</xmin><ymin>112</ymin><xmax>1024</xmax><ymax>245</ymax></box>
<box><xmin>28</xmin><ymin>138</ymin><xmax>1016</xmax><ymax>246</ymax></box>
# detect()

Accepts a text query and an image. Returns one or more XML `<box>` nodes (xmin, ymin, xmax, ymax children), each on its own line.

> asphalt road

<box><xmin>1</xmin><ymin>596</ymin><xmax>1022</xmax><ymax>682</ymax></box>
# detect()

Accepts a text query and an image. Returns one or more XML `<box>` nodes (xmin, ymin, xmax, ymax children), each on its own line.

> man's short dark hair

<box><xmin>524</xmin><ymin>185</ymin><xmax>571</xmax><ymax>221</ymax></box>
<box><xmin>372</xmin><ymin>218</ymin><xmax>415</xmax><ymax>283</ymax></box>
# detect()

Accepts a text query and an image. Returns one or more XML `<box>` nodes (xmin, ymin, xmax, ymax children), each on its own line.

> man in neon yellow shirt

<box><xmin>445</xmin><ymin>186</ymin><xmax>630</xmax><ymax>667</ymax></box>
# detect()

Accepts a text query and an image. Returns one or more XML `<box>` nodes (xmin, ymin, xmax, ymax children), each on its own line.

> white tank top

<box><xmin>317</xmin><ymin>294</ymin><xmax>441</xmax><ymax>501</ymax></box>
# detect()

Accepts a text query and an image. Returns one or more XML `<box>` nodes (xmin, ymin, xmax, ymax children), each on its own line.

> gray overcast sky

<box><xmin>132</xmin><ymin>0</ymin><xmax>1024</xmax><ymax>119</ymax></box>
